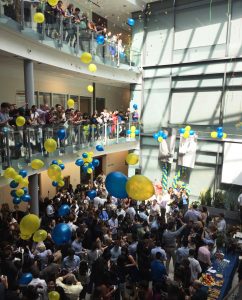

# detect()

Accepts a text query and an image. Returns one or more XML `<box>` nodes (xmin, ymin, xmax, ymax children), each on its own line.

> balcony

<box><xmin>0</xmin><ymin>1</ymin><xmax>141</xmax><ymax>72</ymax></box>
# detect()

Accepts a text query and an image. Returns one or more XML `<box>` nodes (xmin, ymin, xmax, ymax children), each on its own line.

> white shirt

<box><xmin>46</xmin><ymin>205</ymin><xmax>54</xmax><ymax>217</ymax></box>
<box><xmin>150</xmin><ymin>203</ymin><xmax>160</xmax><ymax>216</ymax></box>
<box><xmin>151</xmin><ymin>247</ymin><xmax>167</xmax><ymax>260</ymax></box>
<box><xmin>238</xmin><ymin>193</ymin><xmax>242</xmax><ymax>206</ymax></box>
<box><xmin>217</xmin><ymin>219</ymin><xmax>226</xmax><ymax>232</ymax></box>
<box><xmin>188</xmin><ymin>257</ymin><xmax>202</xmax><ymax>281</ymax></box>
<box><xmin>108</xmin><ymin>218</ymin><xmax>118</xmax><ymax>234</ymax></box>
<box><xmin>126</xmin><ymin>207</ymin><xmax>136</xmax><ymax>219</ymax></box>
<box><xmin>93</xmin><ymin>197</ymin><xmax>106</xmax><ymax>209</ymax></box>
<box><xmin>160</xmin><ymin>193</ymin><xmax>170</xmax><ymax>209</ymax></box>
<box><xmin>116</xmin><ymin>209</ymin><xmax>126</xmax><ymax>217</ymax></box>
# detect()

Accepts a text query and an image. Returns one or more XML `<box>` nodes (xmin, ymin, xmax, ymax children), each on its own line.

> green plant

<box><xmin>213</xmin><ymin>190</ymin><xmax>225</xmax><ymax>209</ymax></box>
<box><xmin>205</xmin><ymin>188</ymin><xmax>212</xmax><ymax>206</ymax></box>
<box><xmin>198</xmin><ymin>190</ymin><xmax>206</xmax><ymax>206</ymax></box>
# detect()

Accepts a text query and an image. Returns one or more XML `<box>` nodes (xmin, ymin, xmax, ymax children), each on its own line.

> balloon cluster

<box><xmin>4</xmin><ymin>167</ymin><xmax>31</xmax><ymax>204</ymax></box>
<box><xmin>179</xmin><ymin>126</ymin><xmax>195</xmax><ymax>139</ymax></box>
<box><xmin>48</xmin><ymin>160</ymin><xmax>65</xmax><ymax>187</ymax></box>
<box><xmin>20</xmin><ymin>214</ymin><xmax>41</xmax><ymax>240</ymax></box>
<box><xmin>153</xmin><ymin>130</ymin><xmax>168</xmax><ymax>143</ymax></box>
<box><xmin>80</xmin><ymin>52</ymin><xmax>97</xmax><ymax>73</ymax></box>
<box><xmin>127</xmin><ymin>126</ymin><xmax>140</xmax><ymax>138</ymax></box>
<box><xmin>210</xmin><ymin>127</ymin><xmax>227</xmax><ymax>139</ymax></box>
<box><xmin>75</xmin><ymin>152</ymin><xmax>100</xmax><ymax>175</ymax></box>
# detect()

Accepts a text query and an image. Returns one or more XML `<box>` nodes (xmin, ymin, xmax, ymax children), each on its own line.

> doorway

<box><xmin>80</xmin><ymin>97</ymin><xmax>91</xmax><ymax>114</ymax></box>
<box><xmin>95</xmin><ymin>98</ymin><xmax>105</xmax><ymax>114</ymax></box>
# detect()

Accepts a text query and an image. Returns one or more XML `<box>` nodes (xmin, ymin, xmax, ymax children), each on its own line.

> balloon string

<box><xmin>209</xmin><ymin>0</ymin><xmax>213</xmax><ymax>22</ymax></box>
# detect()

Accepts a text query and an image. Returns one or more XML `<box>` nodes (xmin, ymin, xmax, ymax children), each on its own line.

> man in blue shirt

<box><xmin>62</xmin><ymin>248</ymin><xmax>80</xmax><ymax>273</ymax></box>
<box><xmin>151</xmin><ymin>252</ymin><xmax>167</xmax><ymax>285</ymax></box>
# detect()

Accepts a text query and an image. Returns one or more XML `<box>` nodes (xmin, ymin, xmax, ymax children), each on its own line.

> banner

<box><xmin>158</xmin><ymin>128</ymin><xmax>177</xmax><ymax>164</ymax></box>
<box><xmin>178</xmin><ymin>134</ymin><xmax>197</xmax><ymax>168</ymax></box>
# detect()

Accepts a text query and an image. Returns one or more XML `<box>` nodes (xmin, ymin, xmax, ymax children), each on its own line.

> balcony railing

<box><xmin>0</xmin><ymin>121</ymin><xmax>140</xmax><ymax>170</ymax></box>
<box><xmin>0</xmin><ymin>1</ymin><xmax>141</xmax><ymax>70</ymax></box>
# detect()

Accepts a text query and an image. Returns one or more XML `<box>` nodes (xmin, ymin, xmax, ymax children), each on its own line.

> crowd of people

<box><xmin>0</xmin><ymin>174</ymin><xmax>241</xmax><ymax>300</ymax></box>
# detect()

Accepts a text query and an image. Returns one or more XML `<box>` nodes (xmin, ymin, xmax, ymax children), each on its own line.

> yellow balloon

<box><xmin>31</xmin><ymin>159</ymin><xmax>44</xmax><ymax>170</ymax></box>
<box><xmin>130</xmin><ymin>126</ymin><xmax>136</xmax><ymax>133</ymax></box>
<box><xmin>67</xmin><ymin>98</ymin><xmax>75</xmax><ymax>108</ymax></box>
<box><xmin>223</xmin><ymin>133</ymin><xmax>227</xmax><ymax>139</ymax></box>
<box><xmin>48</xmin><ymin>164</ymin><xmax>61</xmax><ymax>181</ymax></box>
<box><xmin>158</xmin><ymin>136</ymin><xmax>163</xmax><ymax>142</ymax></box>
<box><xmin>130</xmin><ymin>133</ymin><xmax>136</xmax><ymax>138</ymax></box>
<box><xmin>16</xmin><ymin>116</ymin><xmax>26</xmax><ymax>127</ymax></box>
<box><xmin>126</xmin><ymin>175</ymin><xmax>155</xmax><ymax>201</ymax></box>
<box><xmin>58</xmin><ymin>180</ymin><xmax>65</xmax><ymax>187</ymax></box>
<box><xmin>44</xmin><ymin>138</ymin><xmax>57</xmax><ymax>153</ymax></box>
<box><xmin>14</xmin><ymin>175</ymin><xmax>23</xmax><ymax>183</ymax></box>
<box><xmin>87</xmin><ymin>85</ymin><xmax>94</xmax><ymax>93</ymax></box>
<box><xmin>21</xmin><ymin>178</ymin><xmax>29</xmax><ymax>188</ymax></box>
<box><xmin>88</xmin><ymin>63</ymin><xmax>97</xmax><ymax>73</ymax></box>
<box><xmin>211</xmin><ymin>131</ymin><xmax>218</xmax><ymax>138</ymax></box>
<box><xmin>33</xmin><ymin>12</ymin><xmax>45</xmax><ymax>23</ymax></box>
<box><xmin>87</xmin><ymin>168</ymin><xmax>93</xmax><ymax>174</ymax></box>
<box><xmin>16</xmin><ymin>189</ymin><xmax>24</xmax><ymax>197</ymax></box>
<box><xmin>47</xmin><ymin>0</ymin><xmax>58</xmax><ymax>6</ymax></box>
<box><xmin>20</xmin><ymin>233</ymin><xmax>32</xmax><ymax>240</ymax></box>
<box><xmin>126</xmin><ymin>153</ymin><xmax>139</xmax><ymax>165</ymax></box>
<box><xmin>33</xmin><ymin>229</ymin><xmax>47</xmax><ymax>242</ymax></box>
<box><xmin>88</xmin><ymin>151</ymin><xmax>94</xmax><ymax>157</ymax></box>
<box><xmin>48</xmin><ymin>291</ymin><xmax>60</xmax><ymax>300</ymax></box>
<box><xmin>4</xmin><ymin>167</ymin><xmax>17</xmax><ymax>179</ymax></box>
<box><xmin>57</xmin><ymin>160</ymin><xmax>63</xmax><ymax>164</ymax></box>
<box><xmin>80</xmin><ymin>52</ymin><xmax>92</xmax><ymax>64</ymax></box>
<box><xmin>20</xmin><ymin>214</ymin><xmax>40</xmax><ymax>235</ymax></box>
<box><xmin>87</xmin><ymin>157</ymin><xmax>93</xmax><ymax>163</ymax></box>
<box><xmin>185</xmin><ymin>125</ymin><xmax>191</xmax><ymax>131</ymax></box>
<box><xmin>183</xmin><ymin>131</ymin><xmax>190</xmax><ymax>139</ymax></box>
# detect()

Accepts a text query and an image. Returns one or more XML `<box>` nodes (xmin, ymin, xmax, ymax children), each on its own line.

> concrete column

<box><xmin>24</xmin><ymin>60</ymin><xmax>35</xmax><ymax>107</ymax></box>
<box><xmin>29</xmin><ymin>174</ymin><xmax>39</xmax><ymax>216</ymax></box>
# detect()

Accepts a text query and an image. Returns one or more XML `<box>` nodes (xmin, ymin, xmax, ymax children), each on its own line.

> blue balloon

<box><xmin>87</xmin><ymin>190</ymin><xmax>97</xmax><ymax>200</ymax></box>
<box><xmin>217</xmin><ymin>127</ymin><xmax>223</xmax><ymax>133</ymax></box>
<box><xmin>120</xmin><ymin>52</ymin><xmax>126</xmax><ymax>59</ymax></box>
<box><xmin>179</xmin><ymin>128</ymin><xmax>185</xmax><ymax>134</ymax></box>
<box><xmin>127</xmin><ymin>18</ymin><xmax>135</xmax><ymax>26</ymax></box>
<box><xmin>105</xmin><ymin>172</ymin><xmax>128</xmax><ymax>199</ymax></box>
<box><xmin>126</xmin><ymin>129</ymin><xmax>131</xmax><ymax>134</ymax></box>
<box><xmin>19</xmin><ymin>273</ymin><xmax>33</xmax><ymax>285</ymax></box>
<box><xmin>13</xmin><ymin>197</ymin><xmax>21</xmax><ymax>204</ymax></box>
<box><xmin>135</xmin><ymin>129</ymin><xmax>140</xmax><ymax>135</ymax></box>
<box><xmin>189</xmin><ymin>130</ymin><xmax>195</xmax><ymax>136</ymax></box>
<box><xmin>21</xmin><ymin>194</ymin><xmax>31</xmax><ymax>202</ymax></box>
<box><xmin>82</xmin><ymin>165</ymin><xmax>88</xmax><ymax>173</ymax></box>
<box><xmin>19</xmin><ymin>169</ymin><xmax>27</xmax><ymax>178</ymax></box>
<box><xmin>57</xmin><ymin>129</ymin><xmax>66</xmax><ymax>140</ymax></box>
<box><xmin>10</xmin><ymin>180</ymin><xmax>19</xmax><ymax>188</ymax></box>
<box><xmin>52</xmin><ymin>223</ymin><xmax>72</xmax><ymax>245</ymax></box>
<box><xmin>96</xmin><ymin>35</ymin><xmax>105</xmax><ymax>45</ymax></box>
<box><xmin>162</xmin><ymin>133</ymin><xmax>168</xmax><ymax>139</ymax></box>
<box><xmin>22</xmin><ymin>187</ymin><xmax>28</xmax><ymax>194</ymax></box>
<box><xmin>75</xmin><ymin>159</ymin><xmax>84</xmax><ymax>166</ymax></box>
<box><xmin>153</xmin><ymin>133</ymin><xmax>159</xmax><ymax>140</ymax></box>
<box><xmin>88</xmin><ymin>163</ymin><xmax>93</xmax><ymax>168</ymax></box>
<box><xmin>11</xmin><ymin>190</ymin><xmax>17</xmax><ymax>197</ymax></box>
<box><xmin>52</xmin><ymin>160</ymin><xmax>58</xmax><ymax>165</ymax></box>
<box><xmin>96</xmin><ymin>145</ymin><xmax>104</xmax><ymax>151</ymax></box>
<box><xmin>82</xmin><ymin>152</ymin><xmax>88</xmax><ymax>158</ymax></box>
<box><xmin>93</xmin><ymin>159</ymin><xmax>100</xmax><ymax>167</ymax></box>
<box><xmin>59</xmin><ymin>163</ymin><xmax>65</xmax><ymax>170</ymax></box>
<box><xmin>133</xmin><ymin>104</ymin><xmax>138</xmax><ymax>110</ymax></box>
<box><xmin>52</xmin><ymin>181</ymin><xmax>58</xmax><ymax>187</ymax></box>
<box><xmin>2</xmin><ymin>127</ymin><xmax>9</xmax><ymax>134</ymax></box>
<box><xmin>217</xmin><ymin>132</ymin><xmax>223</xmax><ymax>138</ymax></box>
<box><xmin>58</xmin><ymin>204</ymin><xmax>70</xmax><ymax>217</ymax></box>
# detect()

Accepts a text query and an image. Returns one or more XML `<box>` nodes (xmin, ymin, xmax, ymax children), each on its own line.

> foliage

<box><xmin>213</xmin><ymin>190</ymin><xmax>225</xmax><ymax>209</ymax></box>
<box><xmin>199</xmin><ymin>188</ymin><xmax>212</xmax><ymax>206</ymax></box>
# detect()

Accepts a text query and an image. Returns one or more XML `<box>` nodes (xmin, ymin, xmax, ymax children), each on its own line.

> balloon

<box><xmin>217</xmin><ymin>132</ymin><xmax>223</xmax><ymax>139</ymax></box>
<box><xmin>189</xmin><ymin>130</ymin><xmax>195</xmax><ymax>136</ymax></box>
<box><xmin>82</xmin><ymin>165</ymin><xmax>88</xmax><ymax>173</ymax></box>
<box><xmin>16</xmin><ymin>116</ymin><xmax>26</xmax><ymax>127</ymax></box>
<box><xmin>133</xmin><ymin>104</ymin><xmax>138</xmax><ymax>110</ymax></box>
<box><xmin>96</xmin><ymin>34</ymin><xmax>105</xmax><ymax>45</ymax></box>
<box><xmin>88</xmin><ymin>151</ymin><xmax>94</xmax><ymax>157</ymax></box>
<box><xmin>67</xmin><ymin>98</ymin><xmax>75</xmax><ymax>108</ymax></box>
<box><xmin>57</xmin><ymin>129</ymin><xmax>66</xmax><ymax>140</ymax></box>
<box><xmin>59</xmin><ymin>164</ymin><xmax>65</xmax><ymax>170</ymax></box>
<box><xmin>11</xmin><ymin>190</ymin><xmax>17</xmax><ymax>197</ymax></box>
<box><xmin>33</xmin><ymin>12</ymin><xmax>45</xmax><ymax>23</ymax></box>
<box><xmin>48</xmin><ymin>291</ymin><xmax>60</xmax><ymax>300</ymax></box>
<box><xmin>52</xmin><ymin>160</ymin><xmax>58</xmax><ymax>165</ymax></box>
<box><xmin>80</xmin><ymin>52</ymin><xmax>92</xmax><ymax>64</ymax></box>
<box><xmin>48</xmin><ymin>0</ymin><xmax>58</xmax><ymax>6</ymax></box>
<box><xmin>14</xmin><ymin>175</ymin><xmax>23</xmax><ymax>183</ymax></box>
<box><xmin>75</xmin><ymin>159</ymin><xmax>84</xmax><ymax>166</ymax></box>
<box><xmin>22</xmin><ymin>187</ymin><xmax>28</xmax><ymax>194</ymax></box>
<box><xmin>19</xmin><ymin>169</ymin><xmax>27</xmax><ymax>178</ymax></box>
<box><xmin>87</xmin><ymin>168</ymin><xmax>93</xmax><ymax>174</ymax></box>
<box><xmin>183</xmin><ymin>131</ymin><xmax>190</xmax><ymax>139</ymax></box>
<box><xmin>87</xmin><ymin>190</ymin><xmax>97</xmax><ymax>199</ymax></box>
<box><xmin>33</xmin><ymin>229</ymin><xmax>47</xmax><ymax>243</ymax></box>
<box><xmin>131</xmin><ymin>126</ymin><xmax>136</xmax><ymax>132</ymax></box>
<box><xmin>87</xmin><ymin>85</ymin><xmax>94</xmax><ymax>93</ymax></box>
<box><xmin>20</xmin><ymin>178</ymin><xmax>29</xmax><ymax>187</ymax></box>
<box><xmin>4</xmin><ymin>167</ymin><xmax>17</xmax><ymax>179</ymax></box>
<box><xmin>153</xmin><ymin>133</ymin><xmax>159</xmax><ymax>140</ymax></box>
<box><xmin>57</xmin><ymin>159</ymin><xmax>63</xmax><ymax>164</ymax></box>
<box><xmin>10</xmin><ymin>180</ymin><xmax>19</xmax><ymax>188</ymax></box>
<box><xmin>130</xmin><ymin>133</ymin><xmax>136</xmax><ymax>138</ymax></box>
<box><xmin>20</xmin><ymin>214</ymin><xmax>40</xmax><ymax>235</ymax></box>
<box><xmin>92</xmin><ymin>159</ymin><xmax>100</xmax><ymax>167</ymax></box>
<box><xmin>31</xmin><ymin>159</ymin><xmax>44</xmax><ymax>170</ymax></box>
<box><xmin>211</xmin><ymin>131</ymin><xmax>218</xmax><ymax>138</ymax></box>
<box><xmin>58</xmin><ymin>180</ymin><xmax>65</xmax><ymax>187</ymax></box>
<box><xmin>16</xmin><ymin>189</ymin><xmax>24</xmax><ymax>197</ymax></box>
<box><xmin>96</xmin><ymin>145</ymin><xmax>104</xmax><ymax>151</ymax></box>
<box><xmin>48</xmin><ymin>164</ymin><xmax>61</xmax><ymax>180</ymax></box>
<box><xmin>158</xmin><ymin>136</ymin><xmax>163</xmax><ymax>142</ymax></box>
<box><xmin>127</xmin><ymin>129</ymin><xmax>131</xmax><ymax>135</ymax></box>
<box><xmin>58</xmin><ymin>204</ymin><xmax>70</xmax><ymax>217</ymax></box>
<box><xmin>126</xmin><ymin>153</ymin><xmax>139</xmax><ymax>165</ymax></box>
<box><xmin>82</xmin><ymin>152</ymin><xmax>88</xmax><ymax>158</ymax></box>
<box><xmin>88</xmin><ymin>63</ymin><xmax>97</xmax><ymax>73</ymax></box>
<box><xmin>52</xmin><ymin>181</ymin><xmax>58</xmax><ymax>187</ymax></box>
<box><xmin>127</xmin><ymin>18</ymin><xmax>135</xmax><ymax>26</ymax></box>
<box><xmin>52</xmin><ymin>223</ymin><xmax>72</xmax><ymax>245</ymax></box>
<box><xmin>20</xmin><ymin>233</ymin><xmax>32</xmax><ymax>240</ymax></box>
<box><xmin>44</xmin><ymin>138</ymin><xmax>57</xmax><ymax>153</ymax></box>
<box><xmin>217</xmin><ymin>127</ymin><xmax>223</xmax><ymax>133</ymax></box>
<box><xmin>135</xmin><ymin>129</ymin><xmax>140</xmax><ymax>135</ymax></box>
<box><xmin>185</xmin><ymin>125</ymin><xmax>191</xmax><ymax>131</ymax></box>
<box><xmin>223</xmin><ymin>133</ymin><xmax>227</xmax><ymax>139</ymax></box>
<box><xmin>13</xmin><ymin>197</ymin><xmax>21</xmax><ymax>204</ymax></box>
<box><xmin>21</xmin><ymin>194</ymin><xmax>31</xmax><ymax>202</ymax></box>
<box><xmin>162</xmin><ymin>133</ymin><xmax>168</xmax><ymax>139</ymax></box>
<box><xmin>19</xmin><ymin>273</ymin><xmax>33</xmax><ymax>285</ymax></box>
<box><xmin>105</xmin><ymin>172</ymin><xmax>128</xmax><ymax>198</ymax></box>
<box><xmin>179</xmin><ymin>128</ymin><xmax>185</xmax><ymax>134</ymax></box>
<box><xmin>126</xmin><ymin>175</ymin><xmax>155</xmax><ymax>201</ymax></box>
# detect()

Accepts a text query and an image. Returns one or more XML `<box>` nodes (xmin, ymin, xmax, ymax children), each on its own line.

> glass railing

<box><xmin>0</xmin><ymin>2</ymin><xmax>141</xmax><ymax>70</ymax></box>
<box><xmin>0</xmin><ymin>121</ymin><xmax>140</xmax><ymax>170</ymax></box>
